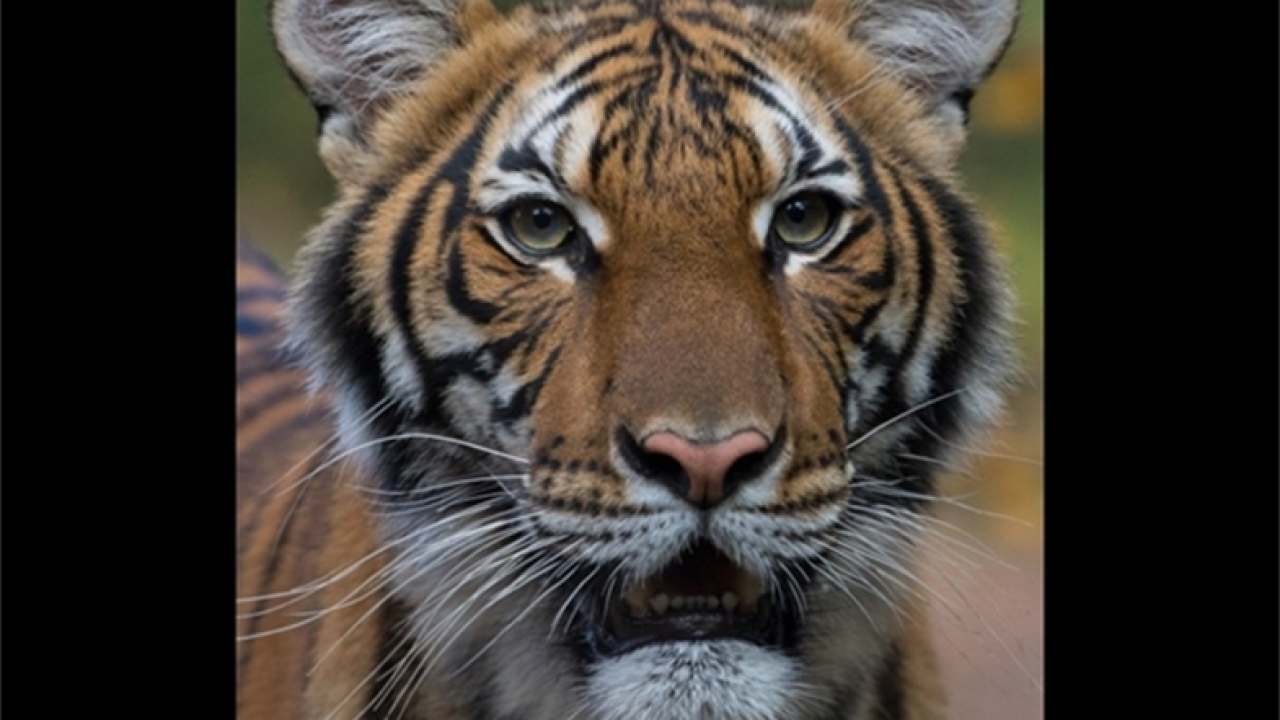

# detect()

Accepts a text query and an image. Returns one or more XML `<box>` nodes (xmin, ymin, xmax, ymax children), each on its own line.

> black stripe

<box><xmin>805</xmin><ymin>158</ymin><xmax>851</xmax><ymax>179</ymax></box>
<box><xmin>236</xmin><ymin>447</ymin><xmax>327</xmax><ymax>698</ymax></box>
<box><xmin>649</xmin><ymin>16</ymin><xmax>702</xmax><ymax>61</ymax></box>
<box><xmin>387</xmin><ymin>84</ymin><xmax>515</xmax><ymax>414</ymax></box>
<box><xmin>706</xmin><ymin>40</ymin><xmax>768</xmax><ymax>81</ymax></box>
<box><xmin>587</xmin><ymin>73</ymin><xmax>661</xmax><ymax>182</ymax></box>
<box><xmin>481</xmin><ymin>299</ymin><xmax>562</xmax><ymax>370</ymax></box>
<box><xmin>861</xmin><ymin>334</ymin><xmax>897</xmax><ymax>373</ymax></box>
<box><xmin>822</xmin><ymin>124</ymin><xmax>910</xmax><ymax>446</ymax></box>
<box><xmin>554</xmin><ymin>42</ymin><xmax>639</xmax><ymax>90</ymax></box>
<box><xmin>798</xmin><ymin>291</ymin><xmax>853</xmax><ymax>392</ymax></box>
<box><xmin>849</xmin><ymin>296</ymin><xmax>888</xmax><ymax>347</ymax></box>
<box><xmin>873</xmin><ymin>642</ymin><xmax>905</xmax><ymax>720</ymax></box>
<box><xmin>886</xmin><ymin>164</ymin><xmax>934</xmax><ymax>403</ymax></box>
<box><xmin>543</xmin><ymin>66</ymin><xmax>658</xmax><ymax>130</ymax></box>
<box><xmin>817</xmin><ymin>212</ymin><xmax>876</xmax><ymax>269</ymax></box>
<box><xmin>297</xmin><ymin>452</ymin><xmax>339</xmax><ymax>711</ymax></box>
<box><xmin>908</xmin><ymin>175</ymin><xmax>1003</xmax><ymax>465</ymax></box>
<box><xmin>366</xmin><ymin>599</ymin><xmax>414</xmax><ymax>720</ymax></box>
<box><xmin>390</xmin><ymin>84</ymin><xmax>513</xmax><ymax>332</ymax></box>
<box><xmin>796</xmin><ymin>317</ymin><xmax>847</xmax><ymax>403</ymax></box>
<box><xmin>553</xmin><ymin>14</ymin><xmax>634</xmax><ymax>50</ymax></box>
<box><xmin>491</xmin><ymin>346</ymin><xmax>562</xmax><ymax>424</ymax></box>
<box><xmin>445</xmin><ymin>235</ymin><xmax>501</xmax><ymax>323</ymax></box>
<box><xmin>304</xmin><ymin>182</ymin><xmax>395</xmax><ymax>425</ymax></box>
<box><xmin>791</xmin><ymin>123</ymin><xmax>823</xmax><ymax>178</ymax></box>
<box><xmin>497</xmin><ymin>144</ymin><xmax>556</xmax><ymax>178</ymax></box>
<box><xmin>831</xmin><ymin>118</ymin><xmax>894</xmax><ymax>224</ymax></box>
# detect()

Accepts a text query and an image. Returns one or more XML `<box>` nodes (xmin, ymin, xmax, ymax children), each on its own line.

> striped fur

<box><xmin>238</xmin><ymin>1</ymin><xmax>1018</xmax><ymax>718</ymax></box>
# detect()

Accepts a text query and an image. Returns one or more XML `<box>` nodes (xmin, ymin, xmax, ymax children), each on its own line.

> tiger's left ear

<box><xmin>815</xmin><ymin>0</ymin><xmax>1019</xmax><ymax>128</ymax></box>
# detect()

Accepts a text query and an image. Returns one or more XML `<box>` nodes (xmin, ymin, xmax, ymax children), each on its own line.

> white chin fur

<box><xmin>585</xmin><ymin>640</ymin><xmax>802</xmax><ymax>720</ymax></box>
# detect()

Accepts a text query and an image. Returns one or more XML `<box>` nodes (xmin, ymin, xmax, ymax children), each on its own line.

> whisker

<box><xmin>392</xmin><ymin>431</ymin><xmax>530</xmax><ymax>464</ymax></box>
<box><xmin>251</xmin><ymin>396</ymin><xmax>394</xmax><ymax>500</ymax></box>
<box><xmin>306</xmin><ymin>512</ymin><xmax>527</xmax><ymax>672</ymax></box>
<box><xmin>238</xmin><ymin>499</ymin><xmax>514</xmax><ymax>616</ymax></box>
<box><xmin>550</xmin><ymin>566</ymin><xmax>603</xmax><ymax>640</ymax></box>
<box><xmin>356</xmin><ymin>473</ymin><xmax>528</xmax><ymax>499</ymax></box>
<box><xmin>319</xmin><ymin>611</ymin><xmax>428</xmax><ymax>720</ymax></box>
<box><xmin>917</xmin><ymin>424</ymin><xmax>1044</xmax><ymax>467</ymax></box>
<box><xmin>854</xmin><ymin>474</ymin><xmax>1035</xmax><ymax>528</ymax></box>
<box><xmin>845</xmin><ymin>388</ymin><xmax>967</xmax><ymax>452</ymax></box>
<box><xmin>450</xmin><ymin>549</ymin><xmax>588</xmax><ymax>677</ymax></box>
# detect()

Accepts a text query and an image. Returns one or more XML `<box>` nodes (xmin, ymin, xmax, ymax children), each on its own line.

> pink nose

<box><xmin>641</xmin><ymin>430</ymin><xmax>771</xmax><ymax>507</ymax></box>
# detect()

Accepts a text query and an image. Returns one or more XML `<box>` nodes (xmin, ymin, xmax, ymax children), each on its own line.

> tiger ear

<box><xmin>814</xmin><ymin>0</ymin><xmax>1019</xmax><ymax>125</ymax></box>
<box><xmin>272</xmin><ymin>0</ymin><xmax>499</xmax><ymax>179</ymax></box>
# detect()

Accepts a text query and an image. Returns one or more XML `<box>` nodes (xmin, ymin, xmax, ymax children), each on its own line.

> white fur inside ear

<box><xmin>585</xmin><ymin>641</ymin><xmax>802</xmax><ymax>720</ymax></box>
<box><xmin>855</xmin><ymin>0</ymin><xmax>1017</xmax><ymax>95</ymax></box>
<box><xmin>274</xmin><ymin>0</ymin><xmax>466</xmax><ymax>122</ymax></box>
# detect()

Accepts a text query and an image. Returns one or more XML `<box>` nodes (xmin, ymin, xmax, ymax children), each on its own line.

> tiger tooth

<box><xmin>706</xmin><ymin>595</ymin><xmax>719</xmax><ymax>610</ymax></box>
<box><xmin>722</xmin><ymin>592</ymin><xmax>738</xmax><ymax>612</ymax></box>
<box><xmin>733</xmin><ymin>573</ymin><xmax>765</xmax><ymax>609</ymax></box>
<box><xmin>624</xmin><ymin>588</ymin><xmax>649</xmax><ymax>618</ymax></box>
<box><xmin>670</xmin><ymin>596</ymin><xmax>685</xmax><ymax>610</ymax></box>
<box><xmin>650</xmin><ymin>593</ymin><xmax>670</xmax><ymax>615</ymax></box>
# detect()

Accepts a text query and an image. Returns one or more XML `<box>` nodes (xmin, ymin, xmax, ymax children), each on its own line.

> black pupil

<box><xmin>785</xmin><ymin>200</ymin><xmax>808</xmax><ymax>225</ymax></box>
<box><xmin>531</xmin><ymin>205</ymin><xmax>556</xmax><ymax>230</ymax></box>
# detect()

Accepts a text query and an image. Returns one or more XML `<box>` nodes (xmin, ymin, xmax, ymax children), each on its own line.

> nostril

<box><xmin>616</xmin><ymin>427</ymin><xmax>691</xmax><ymax>497</ymax></box>
<box><xmin>723</xmin><ymin>449</ymin><xmax>768</xmax><ymax>494</ymax></box>
<box><xmin>617</xmin><ymin>426</ymin><xmax>780</xmax><ymax>508</ymax></box>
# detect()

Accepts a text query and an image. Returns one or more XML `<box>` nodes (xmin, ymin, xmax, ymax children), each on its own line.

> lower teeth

<box><xmin>625</xmin><ymin>592</ymin><xmax>751</xmax><ymax>618</ymax></box>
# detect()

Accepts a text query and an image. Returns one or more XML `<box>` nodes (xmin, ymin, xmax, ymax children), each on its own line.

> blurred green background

<box><xmin>237</xmin><ymin>0</ymin><xmax>1042</xmax><ymax>712</ymax></box>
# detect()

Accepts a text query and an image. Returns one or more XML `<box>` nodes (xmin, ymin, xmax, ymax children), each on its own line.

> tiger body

<box><xmin>237</xmin><ymin>0</ymin><xmax>1017</xmax><ymax>718</ymax></box>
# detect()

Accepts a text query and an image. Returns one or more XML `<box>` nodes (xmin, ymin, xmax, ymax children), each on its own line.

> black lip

<box><xmin>586</xmin><ymin>598</ymin><xmax>787</xmax><ymax>658</ymax></box>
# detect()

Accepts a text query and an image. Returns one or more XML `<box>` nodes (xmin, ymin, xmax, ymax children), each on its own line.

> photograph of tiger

<box><xmin>236</xmin><ymin>0</ymin><xmax>1044</xmax><ymax>718</ymax></box>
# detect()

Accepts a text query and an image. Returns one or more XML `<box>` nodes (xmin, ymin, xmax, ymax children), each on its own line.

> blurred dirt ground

<box><xmin>926</xmin><ymin>393</ymin><xmax>1043</xmax><ymax>720</ymax></box>
<box><xmin>928</xmin><ymin>539</ymin><xmax>1042</xmax><ymax>720</ymax></box>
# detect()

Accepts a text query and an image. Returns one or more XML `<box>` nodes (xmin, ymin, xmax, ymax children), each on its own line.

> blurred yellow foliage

<box><xmin>936</xmin><ymin>389</ymin><xmax>1043</xmax><ymax>549</ymax></box>
<box><xmin>973</xmin><ymin>46</ymin><xmax>1044</xmax><ymax>134</ymax></box>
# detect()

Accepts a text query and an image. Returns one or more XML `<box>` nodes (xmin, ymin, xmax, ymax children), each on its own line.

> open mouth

<box><xmin>579</xmin><ymin>540</ymin><xmax>796</xmax><ymax>658</ymax></box>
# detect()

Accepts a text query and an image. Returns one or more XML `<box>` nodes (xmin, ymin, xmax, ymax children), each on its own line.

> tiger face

<box><xmin>268</xmin><ymin>0</ymin><xmax>1017</xmax><ymax>718</ymax></box>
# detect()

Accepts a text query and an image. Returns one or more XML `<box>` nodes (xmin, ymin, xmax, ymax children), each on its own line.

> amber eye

<box><xmin>771</xmin><ymin>192</ymin><xmax>838</xmax><ymax>249</ymax></box>
<box><xmin>501</xmin><ymin>201</ymin><xmax>575</xmax><ymax>253</ymax></box>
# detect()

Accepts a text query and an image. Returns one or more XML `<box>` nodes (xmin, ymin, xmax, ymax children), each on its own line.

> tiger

<box><xmin>236</xmin><ymin>0</ymin><xmax>1020</xmax><ymax>718</ymax></box>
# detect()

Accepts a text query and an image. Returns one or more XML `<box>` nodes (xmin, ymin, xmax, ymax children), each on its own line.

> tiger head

<box><xmin>274</xmin><ymin>0</ymin><xmax>1018</xmax><ymax>718</ymax></box>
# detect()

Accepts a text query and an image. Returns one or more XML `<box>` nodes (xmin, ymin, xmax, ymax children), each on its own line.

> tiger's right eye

<box><xmin>771</xmin><ymin>192</ymin><xmax>838</xmax><ymax>250</ymax></box>
<box><xmin>501</xmin><ymin>201</ymin><xmax>576</xmax><ymax>254</ymax></box>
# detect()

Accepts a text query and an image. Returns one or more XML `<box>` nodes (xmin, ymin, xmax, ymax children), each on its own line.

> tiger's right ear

<box><xmin>272</xmin><ymin>0</ymin><xmax>499</xmax><ymax>179</ymax></box>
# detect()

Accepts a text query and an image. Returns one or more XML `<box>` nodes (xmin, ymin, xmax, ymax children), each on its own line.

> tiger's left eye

<box><xmin>771</xmin><ymin>192</ymin><xmax>838</xmax><ymax>249</ymax></box>
<box><xmin>502</xmin><ymin>201</ymin><xmax>576</xmax><ymax>254</ymax></box>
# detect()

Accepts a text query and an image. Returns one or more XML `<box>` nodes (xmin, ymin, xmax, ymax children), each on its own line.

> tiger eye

<box><xmin>772</xmin><ymin>192</ymin><xmax>836</xmax><ymax>249</ymax></box>
<box><xmin>503</xmin><ymin>201</ymin><xmax>575</xmax><ymax>253</ymax></box>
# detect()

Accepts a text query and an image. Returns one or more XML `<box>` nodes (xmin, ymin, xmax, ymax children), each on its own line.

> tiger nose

<box><xmin>640</xmin><ymin>430</ymin><xmax>772</xmax><ymax>508</ymax></box>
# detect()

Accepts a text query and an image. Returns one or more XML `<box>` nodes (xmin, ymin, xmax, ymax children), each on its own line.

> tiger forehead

<box><xmin>481</xmin><ymin>6</ymin><xmax>844</xmax><ymax>203</ymax></box>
